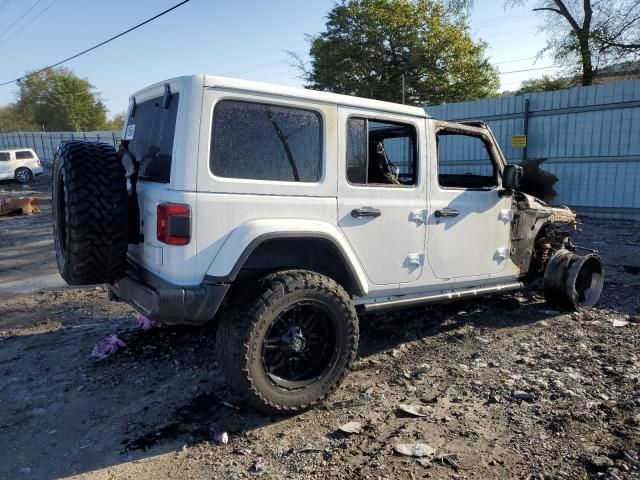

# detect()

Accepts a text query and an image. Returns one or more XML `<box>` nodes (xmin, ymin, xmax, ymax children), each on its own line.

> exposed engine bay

<box><xmin>510</xmin><ymin>190</ymin><xmax>604</xmax><ymax>311</ymax></box>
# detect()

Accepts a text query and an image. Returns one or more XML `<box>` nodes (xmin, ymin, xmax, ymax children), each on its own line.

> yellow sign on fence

<box><xmin>511</xmin><ymin>135</ymin><xmax>527</xmax><ymax>148</ymax></box>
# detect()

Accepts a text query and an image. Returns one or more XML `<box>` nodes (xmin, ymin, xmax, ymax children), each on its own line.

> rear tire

<box><xmin>14</xmin><ymin>167</ymin><xmax>33</xmax><ymax>184</ymax></box>
<box><xmin>216</xmin><ymin>270</ymin><xmax>359</xmax><ymax>415</ymax></box>
<box><xmin>52</xmin><ymin>141</ymin><xmax>128</xmax><ymax>285</ymax></box>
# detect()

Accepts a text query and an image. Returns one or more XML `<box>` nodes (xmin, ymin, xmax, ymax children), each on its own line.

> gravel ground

<box><xmin>0</xmin><ymin>172</ymin><xmax>638</xmax><ymax>480</ymax></box>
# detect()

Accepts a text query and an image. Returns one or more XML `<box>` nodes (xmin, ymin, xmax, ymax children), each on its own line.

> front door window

<box><xmin>436</xmin><ymin>131</ymin><xmax>497</xmax><ymax>189</ymax></box>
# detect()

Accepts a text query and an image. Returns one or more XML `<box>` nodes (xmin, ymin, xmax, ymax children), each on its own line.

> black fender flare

<box><xmin>204</xmin><ymin>232</ymin><xmax>366</xmax><ymax>297</ymax></box>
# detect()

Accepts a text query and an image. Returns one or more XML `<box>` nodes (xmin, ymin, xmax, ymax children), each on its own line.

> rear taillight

<box><xmin>36</xmin><ymin>160</ymin><xmax>41</xmax><ymax>166</ymax></box>
<box><xmin>157</xmin><ymin>203</ymin><xmax>191</xmax><ymax>245</ymax></box>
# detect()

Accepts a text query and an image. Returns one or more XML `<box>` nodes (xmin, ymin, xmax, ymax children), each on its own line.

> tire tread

<box><xmin>216</xmin><ymin>270</ymin><xmax>359</xmax><ymax>415</ymax></box>
<box><xmin>52</xmin><ymin>141</ymin><xmax>128</xmax><ymax>285</ymax></box>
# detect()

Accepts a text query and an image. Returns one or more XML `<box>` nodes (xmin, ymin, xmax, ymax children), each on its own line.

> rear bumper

<box><xmin>109</xmin><ymin>264</ymin><xmax>229</xmax><ymax>326</ymax></box>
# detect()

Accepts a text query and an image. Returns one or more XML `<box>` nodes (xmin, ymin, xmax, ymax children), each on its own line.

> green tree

<box><xmin>13</xmin><ymin>67</ymin><xmax>109</xmax><ymax>131</ymax></box>
<box><xmin>105</xmin><ymin>113</ymin><xmax>125</xmax><ymax>131</ymax></box>
<box><xmin>507</xmin><ymin>1</ymin><xmax>640</xmax><ymax>86</ymax></box>
<box><xmin>0</xmin><ymin>105</ymin><xmax>37</xmax><ymax>132</ymax></box>
<box><xmin>517</xmin><ymin>74</ymin><xmax>568</xmax><ymax>93</ymax></box>
<box><xmin>292</xmin><ymin>0</ymin><xmax>499</xmax><ymax>106</ymax></box>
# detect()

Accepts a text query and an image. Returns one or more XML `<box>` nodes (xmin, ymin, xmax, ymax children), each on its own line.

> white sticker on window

<box><xmin>124</xmin><ymin>124</ymin><xmax>135</xmax><ymax>140</ymax></box>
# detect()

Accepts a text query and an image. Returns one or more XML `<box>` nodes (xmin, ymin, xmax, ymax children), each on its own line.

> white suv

<box><xmin>0</xmin><ymin>148</ymin><xmax>43</xmax><ymax>183</ymax></box>
<box><xmin>51</xmin><ymin>75</ymin><xmax>604</xmax><ymax>413</ymax></box>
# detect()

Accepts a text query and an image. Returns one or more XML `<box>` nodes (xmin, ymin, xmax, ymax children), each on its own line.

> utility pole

<box><xmin>401</xmin><ymin>74</ymin><xmax>405</xmax><ymax>104</ymax></box>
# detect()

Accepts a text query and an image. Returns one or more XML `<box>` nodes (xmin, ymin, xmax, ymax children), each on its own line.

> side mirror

<box><xmin>502</xmin><ymin>164</ymin><xmax>523</xmax><ymax>191</ymax></box>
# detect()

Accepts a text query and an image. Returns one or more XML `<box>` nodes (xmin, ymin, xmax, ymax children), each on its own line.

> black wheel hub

<box><xmin>282</xmin><ymin>326</ymin><xmax>306</xmax><ymax>353</ymax></box>
<box><xmin>261</xmin><ymin>301</ymin><xmax>337</xmax><ymax>390</ymax></box>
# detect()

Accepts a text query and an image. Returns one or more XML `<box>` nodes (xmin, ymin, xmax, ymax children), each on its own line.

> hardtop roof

<box><xmin>133</xmin><ymin>75</ymin><xmax>430</xmax><ymax>118</ymax></box>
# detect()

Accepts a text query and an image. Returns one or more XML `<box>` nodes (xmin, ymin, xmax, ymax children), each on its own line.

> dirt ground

<box><xmin>1</xmin><ymin>171</ymin><xmax>639</xmax><ymax>480</ymax></box>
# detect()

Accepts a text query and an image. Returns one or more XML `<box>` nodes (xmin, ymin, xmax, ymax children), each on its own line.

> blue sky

<box><xmin>0</xmin><ymin>0</ymin><xmax>557</xmax><ymax>117</ymax></box>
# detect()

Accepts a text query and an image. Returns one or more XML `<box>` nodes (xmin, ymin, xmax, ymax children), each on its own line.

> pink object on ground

<box><xmin>91</xmin><ymin>335</ymin><xmax>126</xmax><ymax>360</ymax></box>
<box><xmin>136</xmin><ymin>315</ymin><xmax>155</xmax><ymax>330</ymax></box>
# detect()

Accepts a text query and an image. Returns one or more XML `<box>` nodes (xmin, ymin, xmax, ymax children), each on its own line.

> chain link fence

<box><xmin>0</xmin><ymin>131</ymin><xmax>120</xmax><ymax>164</ymax></box>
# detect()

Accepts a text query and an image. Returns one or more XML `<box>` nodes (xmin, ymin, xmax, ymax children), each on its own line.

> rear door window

<box><xmin>15</xmin><ymin>151</ymin><xmax>34</xmax><ymax>159</ymax></box>
<box><xmin>210</xmin><ymin>100</ymin><xmax>323</xmax><ymax>182</ymax></box>
<box><xmin>126</xmin><ymin>93</ymin><xmax>179</xmax><ymax>183</ymax></box>
<box><xmin>346</xmin><ymin>118</ymin><xmax>417</xmax><ymax>186</ymax></box>
<box><xmin>0</xmin><ymin>152</ymin><xmax>9</xmax><ymax>161</ymax></box>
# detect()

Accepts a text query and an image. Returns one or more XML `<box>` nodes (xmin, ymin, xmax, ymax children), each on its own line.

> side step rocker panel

<box><xmin>359</xmin><ymin>282</ymin><xmax>524</xmax><ymax>313</ymax></box>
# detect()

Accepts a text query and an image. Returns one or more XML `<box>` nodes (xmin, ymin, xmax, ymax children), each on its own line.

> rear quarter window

<box><xmin>210</xmin><ymin>100</ymin><xmax>323</xmax><ymax>182</ymax></box>
<box><xmin>126</xmin><ymin>92</ymin><xmax>179</xmax><ymax>183</ymax></box>
<box><xmin>15</xmin><ymin>151</ymin><xmax>34</xmax><ymax>159</ymax></box>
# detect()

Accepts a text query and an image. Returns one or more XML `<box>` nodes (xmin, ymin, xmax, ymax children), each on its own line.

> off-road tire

<box><xmin>14</xmin><ymin>167</ymin><xmax>33</xmax><ymax>184</ymax></box>
<box><xmin>216</xmin><ymin>270</ymin><xmax>359</xmax><ymax>415</ymax></box>
<box><xmin>52</xmin><ymin>141</ymin><xmax>128</xmax><ymax>285</ymax></box>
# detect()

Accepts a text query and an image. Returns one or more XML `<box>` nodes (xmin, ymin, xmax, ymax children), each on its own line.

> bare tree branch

<box><xmin>516</xmin><ymin>0</ymin><xmax>640</xmax><ymax>86</ymax></box>
<box><xmin>603</xmin><ymin>41</ymin><xmax>640</xmax><ymax>49</ymax></box>
<box><xmin>285</xmin><ymin>50</ymin><xmax>312</xmax><ymax>80</ymax></box>
<box><xmin>552</xmin><ymin>0</ymin><xmax>583</xmax><ymax>33</ymax></box>
<box><xmin>606</xmin><ymin>13</ymin><xmax>640</xmax><ymax>43</ymax></box>
<box><xmin>533</xmin><ymin>7</ymin><xmax>563</xmax><ymax>14</ymax></box>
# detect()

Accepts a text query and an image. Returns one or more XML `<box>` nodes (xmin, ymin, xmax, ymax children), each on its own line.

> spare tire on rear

<box><xmin>53</xmin><ymin>141</ymin><xmax>128</xmax><ymax>285</ymax></box>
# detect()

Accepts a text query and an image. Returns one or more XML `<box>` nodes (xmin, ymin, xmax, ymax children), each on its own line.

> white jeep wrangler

<box><xmin>52</xmin><ymin>75</ymin><xmax>604</xmax><ymax>414</ymax></box>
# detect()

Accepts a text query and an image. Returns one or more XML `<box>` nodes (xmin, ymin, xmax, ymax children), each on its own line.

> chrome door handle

<box><xmin>434</xmin><ymin>208</ymin><xmax>459</xmax><ymax>218</ymax></box>
<box><xmin>351</xmin><ymin>207</ymin><xmax>382</xmax><ymax>218</ymax></box>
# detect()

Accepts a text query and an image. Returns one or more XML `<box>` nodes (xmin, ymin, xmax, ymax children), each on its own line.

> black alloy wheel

<box><xmin>216</xmin><ymin>270</ymin><xmax>359</xmax><ymax>414</ymax></box>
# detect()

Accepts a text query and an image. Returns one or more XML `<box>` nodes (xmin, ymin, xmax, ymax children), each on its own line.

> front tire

<box><xmin>14</xmin><ymin>167</ymin><xmax>33</xmax><ymax>184</ymax></box>
<box><xmin>216</xmin><ymin>270</ymin><xmax>359</xmax><ymax>414</ymax></box>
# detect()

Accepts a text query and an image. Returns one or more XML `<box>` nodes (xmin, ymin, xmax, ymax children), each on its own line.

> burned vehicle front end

<box><xmin>510</xmin><ymin>176</ymin><xmax>605</xmax><ymax>311</ymax></box>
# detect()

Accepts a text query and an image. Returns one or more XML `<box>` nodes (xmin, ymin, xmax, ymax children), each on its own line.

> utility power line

<box><xmin>0</xmin><ymin>0</ymin><xmax>43</xmax><ymax>39</ymax></box>
<box><xmin>473</xmin><ymin>12</ymin><xmax>535</xmax><ymax>26</ymax></box>
<box><xmin>499</xmin><ymin>64</ymin><xmax>575</xmax><ymax>75</ymax></box>
<box><xmin>494</xmin><ymin>56</ymin><xmax>538</xmax><ymax>65</ymax></box>
<box><xmin>0</xmin><ymin>0</ymin><xmax>60</xmax><ymax>46</ymax></box>
<box><xmin>221</xmin><ymin>58</ymin><xmax>561</xmax><ymax>85</ymax></box>
<box><xmin>473</xmin><ymin>14</ymin><xmax>538</xmax><ymax>29</ymax></box>
<box><xmin>480</xmin><ymin>25</ymin><xmax>539</xmax><ymax>38</ymax></box>
<box><xmin>0</xmin><ymin>0</ymin><xmax>192</xmax><ymax>87</ymax></box>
